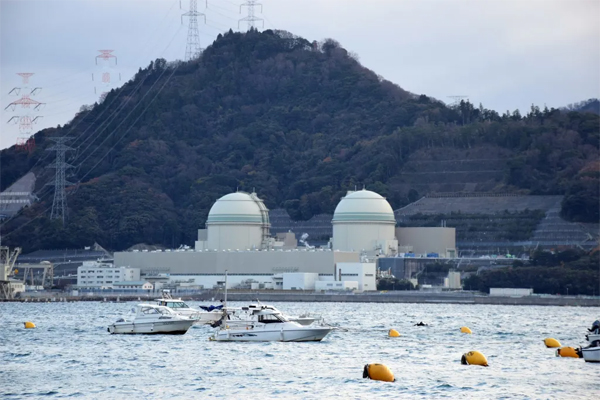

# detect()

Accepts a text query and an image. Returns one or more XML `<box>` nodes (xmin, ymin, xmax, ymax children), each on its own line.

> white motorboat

<box><xmin>580</xmin><ymin>321</ymin><xmax>600</xmax><ymax>363</ymax></box>
<box><xmin>231</xmin><ymin>300</ymin><xmax>320</xmax><ymax>326</ymax></box>
<box><xmin>585</xmin><ymin>333</ymin><xmax>600</xmax><ymax>343</ymax></box>
<box><xmin>107</xmin><ymin>304</ymin><xmax>195</xmax><ymax>334</ymax></box>
<box><xmin>210</xmin><ymin>304</ymin><xmax>333</xmax><ymax>342</ymax></box>
<box><xmin>156</xmin><ymin>292</ymin><xmax>222</xmax><ymax>325</ymax></box>
<box><xmin>581</xmin><ymin>345</ymin><xmax>600</xmax><ymax>363</ymax></box>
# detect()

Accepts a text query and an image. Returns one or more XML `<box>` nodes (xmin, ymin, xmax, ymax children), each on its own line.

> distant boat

<box><xmin>107</xmin><ymin>304</ymin><xmax>195</xmax><ymax>334</ymax></box>
<box><xmin>581</xmin><ymin>322</ymin><xmax>600</xmax><ymax>363</ymax></box>
<box><xmin>210</xmin><ymin>303</ymin><xmax>332</xmax><ymax>342</ymax></box>
<box><xmin>156</xmin><ymin>290</ymin><xmax>222</xmax><ymax>324</ymax></box>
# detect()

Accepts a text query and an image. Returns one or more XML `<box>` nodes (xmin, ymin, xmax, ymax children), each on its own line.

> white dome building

<box><xmin>332</xmin><ymin>189</ymin><xmax>398</xmax><ymax>256</ymax></box>
<box><xmin>196</xmin><ymin>191</ymin><xmax>270</xmax><ymax>251</ymax></box>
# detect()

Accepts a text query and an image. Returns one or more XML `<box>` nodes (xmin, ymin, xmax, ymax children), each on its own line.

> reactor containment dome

<box><xmin>202</xmin><ymin>191</ymin><xmax>271</xmax><ymax>251</ymax></box>
<box><xmin>332</xmin><ymin>189</ymin><xmax>398</xmax><ymax>256</ymax></box>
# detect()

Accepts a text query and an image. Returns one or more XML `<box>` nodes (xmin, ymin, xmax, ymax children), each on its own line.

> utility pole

<box><xmin>46</xmin><ymin>137</ymin><xmax>74</xmax><ymax>225</ymax></box>
<box><xmin>239</xmin><ymin>0</ymin><xmax>264</xmax><ymax>31</ymax></box>
<box><xmin>181</xmin><ymin>0</ymin><xmax>206</xmax><ymax>61</ymax></box>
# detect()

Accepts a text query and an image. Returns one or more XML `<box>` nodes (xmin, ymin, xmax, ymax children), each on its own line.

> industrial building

<box><xmin>76</xmin><ymin>260</ymin><xmax>140</xmax><ymax>289</ymax></box>
<box><xmin>396</xmin><ymin>227</ymin><xmax>456</xmax><ymax>258</ymax></box>
<box><xmin>114</xmin><ymin>189</ymin><xmax>456</xmax><ymax>291</ymax></box>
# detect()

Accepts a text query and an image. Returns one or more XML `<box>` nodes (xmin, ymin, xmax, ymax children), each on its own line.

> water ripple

<box><xmin>0</xmin><ymin>301</ymin><xmax>598</xmax><ymax>399</ymax></box>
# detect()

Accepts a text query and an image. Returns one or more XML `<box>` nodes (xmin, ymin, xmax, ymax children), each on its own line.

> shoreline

<box><xmin>3</xmin><ymin>291</ymin><xmax>600</xmax><ymax>307</ymax></box>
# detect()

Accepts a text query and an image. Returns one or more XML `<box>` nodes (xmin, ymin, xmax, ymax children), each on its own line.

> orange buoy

<box><xmin>556</xmin><ymin>347</ymin><xmax>580</xmax><ymax>358</ymax></box>
<box><xmin>363</xmin><ymin>363</ymin><xmax>395</xmax><ymax>382</ymax></box>
<box><xmin>544</xmin><ymin>338</ymin><xmax>561</xmax><ymax>348</ymax></box>
<box><xmin>461</xmin><ymin>351</ymin><xmax>488</xmax><ymax>366</ymax></box>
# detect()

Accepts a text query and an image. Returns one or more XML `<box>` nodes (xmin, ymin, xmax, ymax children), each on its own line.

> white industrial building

<box><xmin>77</xmin><ymin>260</ymin><xmax>140</xmax><ymax>289</ymax></box>
<box><xmin>444</xmin><ymin>271</ymin><xmax>461</xmax><ymax>289</ymax></box>
<box><xmin>335</xmin><ymin>262</ymin><xmax>377</xmax><ymax>291</ymax></box>
<box><xmin>282</xmin><ymin>273</ymin><xmax>319</xmax><ymax>290</ymax></box>
<box><xmin>113</xmin><ymin>281</ymin><xmax>154</xmax><ymax>290</ymax></box>
<box><xmin>114</xmin><ymin>189</ymin><xmax>455</xmax><ymax>292</ymax></box>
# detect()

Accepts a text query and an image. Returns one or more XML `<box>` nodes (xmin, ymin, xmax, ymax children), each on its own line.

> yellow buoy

<box><xmin>544</xmin><ymin>338</ymin><xmax>561</xmax><ymax>348</ymax></box>
<box><xmin>363</xmin><ymin>363</ymin><xmax>395</xmax><ymax>382</ymax></box>
<box><xmin>461</xmin><ymin>351</ymin><xmax>488</xmax><ymax>366</ymax></box>
<box><xmin>460</xmin><ymin>326</ymin><xmax>472</xmax><ymax>334</ymax></box>
<box><xmin>388</xmin><ymin>329</ymin><xmax>400</xmax><ymax>337</ymax></box>
<box><xmin>24</xmin><ymin>322</ymin><xmax>36</xmax><ymax>329</ymax></box>
<box><xmin>556</xmin><ymin>346</ymin><xmax>580</xmax><ymax>358</ymax></box>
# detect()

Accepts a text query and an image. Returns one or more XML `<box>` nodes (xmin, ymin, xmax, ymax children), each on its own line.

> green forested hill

<box><xmin>1</xmin><ymin>29</ymin><xmax>598</xmax><ymax>251</ymax></box>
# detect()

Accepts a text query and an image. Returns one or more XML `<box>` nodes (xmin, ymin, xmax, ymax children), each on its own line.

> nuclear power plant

<box><xmin>114</xmin><ymin>189</ymin><xmax>456</xmax><ymax>291</ymax></box>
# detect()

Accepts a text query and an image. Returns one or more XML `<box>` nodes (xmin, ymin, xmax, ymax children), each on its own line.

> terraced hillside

<box><xmin>270</xmin><ymin>194</ymin><xmax>599</xmax><ymax>253</ymax></box>
<box><xmin>388</xmin><ymin>146</ymin><xmax>512</xmax><ymax>196</ymax></box>
<box><xmin>396</xmin><ymin>194</ymin><xmax>598</xmax><ymax>253</ymax></box>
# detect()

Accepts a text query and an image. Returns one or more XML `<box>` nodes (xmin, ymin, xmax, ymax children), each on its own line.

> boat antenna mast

<box><xmin>224</xmin><ymin>269</ymin><xmax>228</xmax><ymax>308</ymax></box>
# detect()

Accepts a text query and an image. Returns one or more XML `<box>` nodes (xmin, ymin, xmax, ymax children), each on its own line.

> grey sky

<box><xmin>1</xmin><ymin>0</ymin><xmax>599</xmax><ymax>150</ymax></box>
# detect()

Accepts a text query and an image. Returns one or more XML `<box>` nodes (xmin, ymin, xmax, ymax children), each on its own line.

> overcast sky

<box><xmin>1</xmin><ymin>0</ymin><xmax>599</xmax><ymax>149</ymax></box>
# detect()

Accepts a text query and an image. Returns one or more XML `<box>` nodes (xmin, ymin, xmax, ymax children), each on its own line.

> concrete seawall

<box><xmin>216</xmin><ymin>292</ymin><xmax>600</xmax><ymax>307</ymax></box>
<box><xmin>5</xmin><ymin>292</ymin><xmax>599</xmax><ymax>307</ymax></box>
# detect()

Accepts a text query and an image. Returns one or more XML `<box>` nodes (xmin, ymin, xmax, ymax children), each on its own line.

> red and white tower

<box><xmin>92</xmin><ymin>50</ymin><xmax>120</xmax><ymax>101</ymax></box>
<box><xmin>4</xmin><ymin>73</ymin><xmax>44</xmax><ymax>152</ymax></box>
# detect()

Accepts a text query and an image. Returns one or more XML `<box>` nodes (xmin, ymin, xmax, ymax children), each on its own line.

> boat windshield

<box><xmin>258</xmin><ymin>313</ymin><xmax>288</xmax><ymax>324</ymax></box>
<box><xmin>166</xmin><ymin>301</ymin><xmax>189</xmax><ymax>309</ymax></box>
<box><xmin>140</xmin><ymin>306</ymin><xmax>174</xmax><ymax>315</ymax></box>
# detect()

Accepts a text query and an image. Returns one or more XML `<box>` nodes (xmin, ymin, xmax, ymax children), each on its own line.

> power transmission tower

<box><xmin>92</xmin><ymin>50</ymin><xmax>120</xmax><ymax>101</ymax></box>
<box><xmin>46</xmin><ymin>137</ymin><xmax>74</xmax><ymax>225</ymax></box>
<box><xmin>5</xmin><ymin>73</ymin><xmax>44</xmax><ymax>152</ymax></box>
<box><xmin>447</xmin><ymin>95</ymin><xmax>469</xmax><ymax>107</ymax></box>
<box><xmin>181</xmin><ymin>0</ymin><xmax>206</xmax><ymax>61</ymax></box>
<box><xmin>239</xmin><ymin>0</ymin><xmax>264</xmax><ymax>30</ymax></box>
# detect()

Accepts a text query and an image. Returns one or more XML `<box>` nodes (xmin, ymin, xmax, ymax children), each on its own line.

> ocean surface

<box><xmin>1</xmin><ymin>301</ymin><xmax>599</xmax><ymax>399</ymax></box>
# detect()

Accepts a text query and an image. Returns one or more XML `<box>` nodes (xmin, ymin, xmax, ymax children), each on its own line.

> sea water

<box><xmin>1</xmin><ymin>301</ymin><xmax>598</xmax><ymax>399</ymax></box>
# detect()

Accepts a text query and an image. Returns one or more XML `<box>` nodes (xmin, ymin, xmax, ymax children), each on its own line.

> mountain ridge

<box><xmin>1</xmin><ymin>29</ymin><xmax>598</xmax><ymax>252</ymax></box>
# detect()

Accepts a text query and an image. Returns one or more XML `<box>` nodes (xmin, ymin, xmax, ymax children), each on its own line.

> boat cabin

<box><xmin>135</xmin><ymin>304</ymin><xmax>177</xmax><ymax>317</ymax></box>
<box><xmin>239</xmin><ymin>304</ymin><xmax>289</xmax><ymax>323</ymax></box>
<box><xmin>156</xmin><ymin>299</ymin><xmax>192</xmax><ymax>310</ymax></box>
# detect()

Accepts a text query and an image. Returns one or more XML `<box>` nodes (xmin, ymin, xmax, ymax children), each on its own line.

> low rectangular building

<box><xmin>335</xmin><ymin>262</ymin><xmax>376</xmax><ymax>291</ymax></box>
<box><xmin>282</xmin><ymin>273</ymin><xmax>319</xmax><ymax>290</ymax></box>
<box><xmin>490</xmin><ymin>288</ymin><xmax>533</xmax><ymax>297</ymax></box>
<box><xmin>315</xmin><ymin>281</ymin><xmax>358</xmax><ymax>291</ymax></box>
<box><xmin>113</xmin><ymin>281</ymin><xmax>153</xmax><ymax>290</ymax></box>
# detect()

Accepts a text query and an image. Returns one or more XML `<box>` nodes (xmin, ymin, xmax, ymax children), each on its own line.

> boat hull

<box><xmin>107</xmin><ymin>320</ymin><xmax>194</xmax><ymax>334</ymax></box>
<box><xmin>586</xmin><ymin>333</ymin><xmax>600</xmax><ymax>343</ymax></box>
<box><xmin>288</xmin><ymin>317</ymin><xmax>316</xmax><ymax>326</ymax></box>
<box><xmin>581</xmin><ymin>346</ymin><xmax>600</xmax><ymax>363</ymax></box>
<box><xmin>212</xmin><ymin>327</ymin><xmax>332</xmax><ymax>342</ymax></box>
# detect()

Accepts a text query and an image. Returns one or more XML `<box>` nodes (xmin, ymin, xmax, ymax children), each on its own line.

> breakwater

<box><xmin>4</xmin><ymin>291</ymin><xmax>600</xmax><ymax>307</ymax></box>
